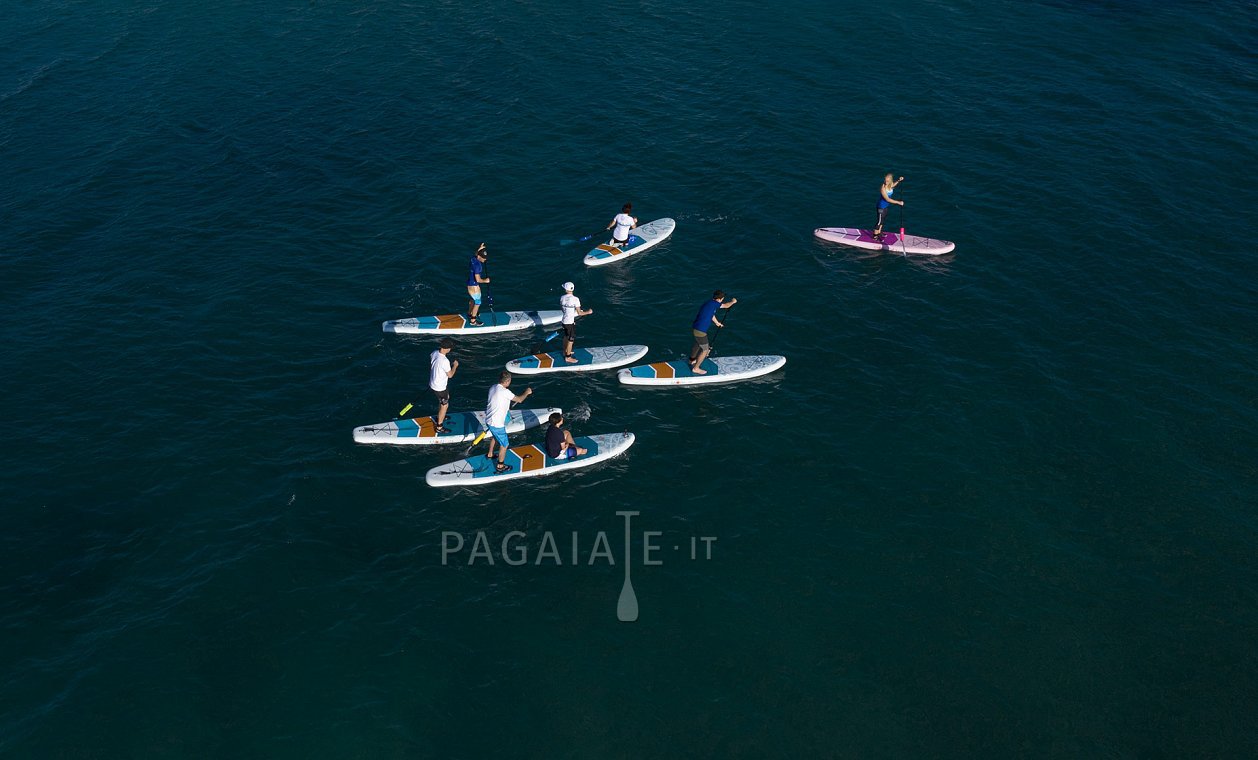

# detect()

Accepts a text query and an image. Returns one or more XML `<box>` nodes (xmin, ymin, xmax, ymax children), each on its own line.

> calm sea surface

<box><xmin>2</xmin><ymin>0</ymin><xmax>1256</xmax><ymax>756</ymax></box>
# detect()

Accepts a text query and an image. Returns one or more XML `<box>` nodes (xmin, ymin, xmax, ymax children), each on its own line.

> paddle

<box><xmin>562</xmin><ymin>229</ymin><xmax>607</xmax><ymax>245</ymax></box>
<box><xmin>529</xmin><ymin>330</ymin><xmax>562</xmax><ymax>354</ymax></box>
<box><xmin>708</xmin><ymin>299</ymin><xmax>736</xmax><ymax>356</ymax></box>
<box><xmin>899</xmin><ymin>200</ymin><xmax>908</xmax><ymax>258</ymax></box>
<box><xmin>483</xmin><ymin>260</ymin><xmax>495</xmax><ymax>316</ymax></box>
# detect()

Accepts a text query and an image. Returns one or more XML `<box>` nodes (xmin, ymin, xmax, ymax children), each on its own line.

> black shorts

<box><xmin>562</xmin><ymin>323</ymin><xmax>576</xmax><ymax>341</ymax></box>
<box><xmin>690</xmin><ymin>329</ymin><xmax>709</xmax><ymax>358</ymax></box>
<box><xmin>432</xmin><ymin>388</ymin><xmax>450</xmax><ymax>406</ymax></box>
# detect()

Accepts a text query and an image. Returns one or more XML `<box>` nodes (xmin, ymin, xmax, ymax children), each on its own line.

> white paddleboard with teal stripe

<box><xmin>353</xmin><ymin>407</ymin><xmax>560</xmax><ymax>445</ymax></box>
<box><xmin>425</xmin><ymin>432</ymin><xmax>636</xmax><ymax>487</ymax></box>
<box><xmin>618</xmin><ymin>355</ymin><xmax>786</xmax><ymax>386</ymax></box>
<box><xmin>584</xmin><ymin>218</ymin><xmax>676</xmax><ymax>267</ymax></box>
<box><xmin>506</xmin><ymin>345</ymin><xmax>649</xmax><ymax>374</ymax></box>
<box><xmin>383</xmin><ymin>310</ymin><xmax>564</xmax><ymax>335</ymax></box>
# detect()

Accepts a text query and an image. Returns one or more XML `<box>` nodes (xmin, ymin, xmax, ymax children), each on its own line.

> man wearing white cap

<box><xmin>559</xmin><ymin>281</ymin><xmax>593</xmax><ymax>363</ymax></box>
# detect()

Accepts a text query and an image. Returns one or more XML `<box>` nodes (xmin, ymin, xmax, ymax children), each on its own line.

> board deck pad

<box><xmin>383</xmin><ymin>310</ymin><xmax>564</xmax><ymax>335</ymax></box>
<box><xmin>618</xmin><ymin>355</ymin><xmax>787</xmax><ymax>386</ymax></box>
<box><xmin>425</xmin><ymin>432</ymin><xmax>635</xmax><ymax>486</ymax></box>
<box><xmin>353</xmin><ymin>407</ymin><xmax>560</xmax><ymax>445</ymax></box>
<box><xmin>506</xmin><ymin>344</ymin><xmax>649</xmax><ymax>374</ymax></box>
<box><xmin>584</xmin><ymin>218</ymin><xmax>676</xmax><ymax>266</ymax></box>
<box><xmin>814</xmin><ymin>227</ymin><xmax>955</xmax><ymax>255</ymax></box>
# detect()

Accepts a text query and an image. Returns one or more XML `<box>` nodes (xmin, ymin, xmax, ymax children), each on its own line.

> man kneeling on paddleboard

<box><xmin>689</xmin><ymin>290</ymin><xmax>737</xmax><ymax>375</ymax></box>
<box><xmin>485</xmin><ymin>372</ymin><xmax>533</xmax><ymax>473</ymax></box>
<box><xmin>606</xmin><ymin>202</ymin><xmax>638</xmax><ymax>247</ymax></box>
<box><xmin>545</xmin><ymin>412</ymin><xmax>587</xmax><ymax>460</ymax></box>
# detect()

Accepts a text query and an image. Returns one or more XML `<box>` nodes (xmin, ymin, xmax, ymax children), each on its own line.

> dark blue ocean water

<box><xmin>2</xmin><ymin>0</ymin><xmax>1257</xmax><ymax>756</ymax></box>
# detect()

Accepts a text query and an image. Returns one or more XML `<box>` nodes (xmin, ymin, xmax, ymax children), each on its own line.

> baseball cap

<box><xmin>561</xmin><ymin>281</ymin><xmax>575</xmax><ymax>291</ymax></box>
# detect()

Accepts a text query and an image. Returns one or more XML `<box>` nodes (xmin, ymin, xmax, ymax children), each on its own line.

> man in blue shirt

<box><xmin>466</xmin><ymin>244</ymin><xmax>491</xmax><ymax>326</ymax></box>
<box><xmin>689</xmin><ymin>290</ymin><xmax>737</xmax><ymax>374</ymax></box>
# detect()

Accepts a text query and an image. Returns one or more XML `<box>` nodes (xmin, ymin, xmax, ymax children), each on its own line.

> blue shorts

<box><xmin>468</xmin><ymin>289</ymin><xmax>482</xmax><ymax>305</ymax></box>
<box><xmin>488</xmin><ymin>426</ymin><xmax>509</xmax><ymax>447</ymax></box>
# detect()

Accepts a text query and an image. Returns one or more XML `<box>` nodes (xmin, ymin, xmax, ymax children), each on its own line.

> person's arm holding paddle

<box><xmin>711</xmin><ymin>297</ymin><xmax>737</xmax><ymax>329</ymax></box>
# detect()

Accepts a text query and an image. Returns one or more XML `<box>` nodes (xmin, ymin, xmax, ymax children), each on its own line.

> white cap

<box><xmin>561</xmin><ymin>281</ymin><xmax>575</xmax><ymax>292</ymax></box>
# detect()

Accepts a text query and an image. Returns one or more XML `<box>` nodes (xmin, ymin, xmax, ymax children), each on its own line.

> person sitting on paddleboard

<box><xmin>430</xmin><ymin>337</ymin><xmax>459</xmax><ymax>433</ymax></box>
<box><xmin>559</xmin><ymin>281</ymin><xmax>593</xmax><ymax>363</ymax></box>
<box><xmin>688</xmin><ymin>290</ymin><xmax>737</xmax><ymax>375</ymax></box>
<box><xmin>606</xmin><ymin>202</ymin><xmax>638</xmax><ymax>247</ymax></box>
<box><xmin>466</xmin><ymin>243</ymin><xmax>491</xmax><ymax>326</ymax></box>
<box><xmin>485</xmin><ymin>371</ymin><xmax>533</xmax><ymax>473</ymax></box>
<box><xmin>873</xmin><ymin>173</ymin><xmax>905</xmax><ymax>239</ymax></box>
<box><xmin>545</xmin><ymin>412</ymin><xmax>587</xmax><ymax>460</ymax></box>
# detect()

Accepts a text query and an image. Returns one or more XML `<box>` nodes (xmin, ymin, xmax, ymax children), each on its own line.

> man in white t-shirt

<box><xmin>606</xmin><ymin>202</ymin><xmax>638</xmax><ymax>247</ymax></box>
<box><xmin>485</xmin><ymin>371</ymin><xmax>533</xmax><ymax>473</ymax></box>
<box><xmin>428</xmin><ymin>338</ymin><xmax>459</xmax><ymax>433</ymax></box>
<box><xmin>558</xmin><ymin>281</ymin><xmax>593</xmax><ymax>363</ymax></box>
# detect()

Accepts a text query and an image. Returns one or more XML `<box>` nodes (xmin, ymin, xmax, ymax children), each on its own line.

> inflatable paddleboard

<box><xmin>353</xmin><ymin>407</ymin><xmax>561</xmax><ymax>445</ymax></box>
<box><xmin>506</xmin><ymin>345</ymin><xmax>649</xmax><ymax>374</ymax></box>
<box><xmin>584</xmin><ymin>218</ymin><xmax>676</xmax><ymax>267</ymax></box>
<box><xmin>425</xmin><ymin>432</ymin><xmax>636</xmax><ymax>487</ymax></box>
<box><xmin>618</xmin><ymin>355</ymin><xmax>786</xmax><ymax>386</ymax></box>
<box><xmin>383</xmin><ymin>310</ymin><xmax>564</xmax><ymax>335</ymax></box>
<box><xmin>814</xmin><ymin>227</ymin><xmax>955</xmax><ymax>255</ymax></box>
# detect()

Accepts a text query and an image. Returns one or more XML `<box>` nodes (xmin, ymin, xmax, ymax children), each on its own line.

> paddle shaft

<box><xmin>482</xmin><ymin>260</ymin><xmax>495</xmax><ymax>312</ymax></box>
<box><xmin>899</xmin><ymin>202</ymin><xmax>907</xmax><ymax>257</ymax></box>
<box><xmin>708</xmin><ymin>301</ymin><xmax>735</xmax><ymax>354</ymax></box>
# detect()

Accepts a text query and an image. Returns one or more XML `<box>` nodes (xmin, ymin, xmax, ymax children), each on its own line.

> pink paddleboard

<box><xmin>814</xmin><ymin>227</ymin><xmax>955</xmax><ymax>255</ymax></box>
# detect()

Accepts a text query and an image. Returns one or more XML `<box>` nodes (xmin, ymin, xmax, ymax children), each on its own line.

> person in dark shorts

<box><xmin>429</xmin><ymin>338</ymin><xmax>459</xmax><ymax>432</ymax></box>
<box><xmin>545</xmin><ymin>412</ymin><xmax>587</xmax><ymax>460</ymax></box>
<box><xmin>688</xmin><ymin>290</ymin><xmax>738</xmax><ymax>375</ymax></box>
<box><xmin>559</xmin><ymin>281</ymin><xmax>593</xmax><ymax>363</ymax></box>
<box><xmin>873</xmin><ymin>173</ymin><xmax>905</xmax><ymax>239</ymax></box>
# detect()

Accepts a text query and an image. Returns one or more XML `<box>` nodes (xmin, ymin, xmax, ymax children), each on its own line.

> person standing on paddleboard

<box><xmin>485</xmin><ymin>372</ymin><xmax>533</xmax><ymax>473</ymax></box>
<box><xmin>545</xmin><ymin>412</ymin><xmax>587</xmax><ymax>460</ymax></box>
<box><xmin>606</xmin><ymin>203</ymin><xmax>638</xmax><ymax>247</ymax></box>
<box><xmin>429</xmin><ymin>338</ymin><xmax>459</xmax><ymax>433</ymax></box>
<box><xmin>688</xmin><ymin>290</ymin><xmax>737</xmax><ymax>375</ymax></box>
<box><xmin>559</xmin><ymin>281</ymin><xmax>593</xmax><ymax>364</ymax></box>
<box><xmin>873</xmin><ymin>173</ymin><xmax>905</xmax><ymax>239</ymax></box>
<box><xmin>466</xmin><ymin>243</ymin><xmax>491</xmax><ymax>326</ymax></box>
